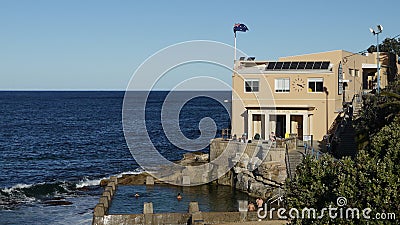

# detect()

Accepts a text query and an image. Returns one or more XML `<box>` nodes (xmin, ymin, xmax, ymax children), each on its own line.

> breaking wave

<box><xmin>0</xmin><ymin>169</ymin><xmax>145</xmax><ymax>209</ymax></box>
<box><xmin>0</xmin><ymin>181</ymin><xmax>75</xmax><ymax>209</ymax></box>
<box><xmin>76</xmin><ymin>168</ymin><xmax>143</xmax><ymax>188</ymax></box>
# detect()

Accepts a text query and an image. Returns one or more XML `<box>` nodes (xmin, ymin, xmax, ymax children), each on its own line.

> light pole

<box><xmin>369</xmin><ymin>25</ymin><xmax>383</xmax><ymax>94</ymax></box>
<box><xmin>323</xmin><ymin>86</ymin><xmax>329</xmax><ymax>153</ymax></box>
<box><xmin>323</xmin><ymin>87</ymin><xmax>329</xmax><ymax>135</ymax></box>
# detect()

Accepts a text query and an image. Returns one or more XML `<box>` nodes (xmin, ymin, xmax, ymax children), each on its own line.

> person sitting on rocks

<box><xmin>269</xmin><ymin>132</ymin><xmax>276</xmax><ymax>142</ymax></box>
<box><xmin>248</xmin><ymin>202</ymin><xmax>256</xmax><ymax>211</ymax></box>
<box><xmin>232</xmin><ymin>134</ymin><xmax>237</xmax><ymax>141</ymax></box>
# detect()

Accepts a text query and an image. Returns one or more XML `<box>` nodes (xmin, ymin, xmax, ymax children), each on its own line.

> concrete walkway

<box><xmin>287</xmin><ymin>147</ymin><xmax>304</xmax><ymax>178</ymax></box>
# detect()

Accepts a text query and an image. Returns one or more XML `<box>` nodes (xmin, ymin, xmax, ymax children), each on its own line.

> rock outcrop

<box><xmin>100</xmin><ymin>153</ymin><xmax>210</xmax><ymax>186</ymax></box>
<box><xmin>232</xmin><ymin>159</ymin><xmax>286</xmax><ymax>198</ymax></box>
<box><xmin>211</xmin><ymin>139</ymin><xmax>288</xmax><ymax>198</ymax></box>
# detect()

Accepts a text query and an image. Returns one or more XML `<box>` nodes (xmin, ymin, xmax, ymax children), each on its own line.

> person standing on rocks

<box><xmin>256</xmin><ymin>198</ymin><xmax>264</xmax><ymax>209</ymax></box>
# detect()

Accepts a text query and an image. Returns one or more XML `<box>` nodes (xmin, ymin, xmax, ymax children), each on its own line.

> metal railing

<box><xmin>284</xmin><ymin>144</ymin><xmax>292</xmax><ymax>180</ymax></box>
<box><xmin>221</xmin><ymin>128</ymin><xmax>231</xmax><ymax>140</ymax></box>
<box><xmin>266</xmin><ymin>187</ymin><xmax>284</xmax><ymax>210</ymax></box>
<box><xmin>325</xmin><ymin>94</ymin><xmax>358</xmax><ymax>155</ymax></box>
<box><xmin>304</xmin><ymin>143</ymin><xmax>325</xmax><ymax>160</ymax></box>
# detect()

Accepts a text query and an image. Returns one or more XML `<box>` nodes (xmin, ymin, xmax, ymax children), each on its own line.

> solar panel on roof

<box><xmin>290</xmin><ymin>62</ymin><xmax>299</xmax><ymax>69</ymax></box>
<box><xmin>321</xmin><ymin>61</ymin><xmax>330</xmax><ymax>69</ymax></box>
<box><xmin>305</xmin><ymin>62</ymin><xmax>314</xmax><ymax>69</ymax></box>
<box><xmin>313</xmin><ymin>62</ymin><xmax>322</xmax><ymax>69</ymax></box>
<box><xmin>298</xmin><ymin>62</ymin><xmax>306</xmax><ymax>69</ymax></box>
<box><xmin>282</xmin><ymin>62</ymin><xmax>291</xmax><ymax>69</ymax></box>
<box><xmin>275</xmin><ymin>62</ymin><xmax>283</xmax><ymax>70</ymax></box>
<box><xmin>263</xmin><ymin>61</ymin><xmax>330</xmax><ymax>71</ymax></box>
<box><xmin>266</xmin><ymin>62</ymin><xmax>276</xmax><ymax>70</ymax></box>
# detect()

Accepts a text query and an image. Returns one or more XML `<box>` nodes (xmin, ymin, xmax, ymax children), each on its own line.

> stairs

<box><xmin>328</xmin><ymin>95</ymin><xmax>361</xmax><ymax>159</ymax></box>
<box><xmin>353</xmin><ymin>104</ymin><xmax>362</xmax><ymax>118</ymax></box>
<box><xmin>333</xmin><ymin>119</ymin><xmax>357</xmax><ymax>158</ymax></box>
<box><xmin>286</xmin><ymin>148</ymin><xmax>304</xmax><ymax>179</ymax></box>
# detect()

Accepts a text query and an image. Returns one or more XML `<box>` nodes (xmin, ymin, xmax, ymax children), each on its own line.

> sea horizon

<box><xmin>0</xmin><ymin>90</ymin><xmax>232</xmax><ymax>92</ymax></box>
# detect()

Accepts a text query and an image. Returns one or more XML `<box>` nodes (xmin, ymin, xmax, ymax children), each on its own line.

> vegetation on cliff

<box><xmin>284</xmin><ymin>80</ymin><xmax>400</xmax><ymax>224</ymax></box>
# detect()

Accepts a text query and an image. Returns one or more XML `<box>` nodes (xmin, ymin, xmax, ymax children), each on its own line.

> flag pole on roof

<box><xmin>233</xmin><ymin>23</ymin><xmax>249</xmax><ymax>61</ymax></box>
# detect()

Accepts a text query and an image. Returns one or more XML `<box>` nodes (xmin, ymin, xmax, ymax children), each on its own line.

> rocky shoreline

<box><xmin>100</xmin><ymin>152</ymin><xmax>209</xmax><ymax>186</ymax></box>
<box><xmin>100</xmin><ymin>147</ymin><xmax>286</xmax><ymax>200</ymax></box>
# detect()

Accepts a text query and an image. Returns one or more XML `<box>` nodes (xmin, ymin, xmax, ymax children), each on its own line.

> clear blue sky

<box><xmin>1</xmin><ymin>0</ymin><xmax>399</xmax><ymax>90</ymax></box>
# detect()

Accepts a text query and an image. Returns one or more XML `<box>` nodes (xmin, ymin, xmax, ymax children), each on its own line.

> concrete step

<box><xmin>286</xmin><ymin>149</ymin><xmax>305</xmax><ymax>178</ymax></box>
<box><xmin>333</xmin><ymin>120</ymin><xmax>357</xmax><ymax>158</ymax></box>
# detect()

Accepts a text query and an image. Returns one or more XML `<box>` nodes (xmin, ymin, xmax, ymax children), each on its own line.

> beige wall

<box><xmin>231</xmin><ymin>50</ymin><xmax>389</xmax><ymax>141</ymax></box>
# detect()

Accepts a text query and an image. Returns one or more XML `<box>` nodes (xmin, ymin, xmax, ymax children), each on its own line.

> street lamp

<box><xmin>323</xmin><ymin>87</ymin><xmax>329</xmax><ymax>135</ymax></box>
<box><xmin>369</xmin><ymin>24</ymin><xmax>383</xmax><ymax>94</ymax></box>
<box><xmin>323</xmin><ymin>86</ymin><xmax>330</xmax><ymax>153</ymax></box>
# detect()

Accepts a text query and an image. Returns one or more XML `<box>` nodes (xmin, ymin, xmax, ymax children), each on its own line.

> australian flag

<box><xmin>233</xmin><ymin>23</ymin><xmax>249</xmax><ymax>33</ymax></box>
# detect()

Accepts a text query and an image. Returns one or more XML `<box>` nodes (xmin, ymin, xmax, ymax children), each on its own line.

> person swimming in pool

<box><xmin>177</xmin><ymin>193</ymin><xmax>182</xmax><ymax>200</ymax></box>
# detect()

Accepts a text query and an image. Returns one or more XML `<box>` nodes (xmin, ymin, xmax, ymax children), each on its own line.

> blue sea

<box><xmin>0</xmin><ymin>91</ymin><xmax>250</xmax><ymax>224</ymax></box>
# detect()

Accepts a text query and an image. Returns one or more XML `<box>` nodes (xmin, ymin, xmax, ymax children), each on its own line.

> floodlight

<box><xmin>369</xmin><ymin>28</ymin><xmax>375</xmax><ymax>34</ymax></box>
<box><xmin>368</xmin><ymin>24</ymin><xmax>384</xmax><ymax>94</ymax></box>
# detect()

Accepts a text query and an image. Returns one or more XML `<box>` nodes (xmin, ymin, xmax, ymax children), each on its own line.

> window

<box><xmin>253</xmin><ymin>114</ymin><xmax>262</xmax><ymax>121</ymax></box>
<box><xmin>355</xmin><ymin>69</ymin><xmax>359</xmax><ymax>77</ymax></box>
<box><xmin>244</xmin><ymin>79</ymin><xmax>259</xmax><ymax>92</ymax></box>
<box><xmin>275</xmin><ymin>78</ymin><xmax>290</xmax><ymax>92</ymax></box>
<box><xmin>308</xmin><ymin>78</ymin><xmax>324</xmax><ymax>92</ymax></box>
<box><xmin>349</xmin><ymin>68</ymin><xmax>354</xmax><ymax>76</ymax></box>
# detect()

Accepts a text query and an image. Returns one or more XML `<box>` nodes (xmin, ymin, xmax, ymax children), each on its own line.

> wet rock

<box><xmin>118</xmin><ymin>173</ymin><xmax>149</xmax><ymax>185</ymax></box>
<box><xmin>76</xmin><ymin>187</ymin><xmax>90</xmax><ymax>191</ymax></box>
<box><xmin>100</xmin><ymin>179</ymin><xmax>110</xmax><ymax>187</ymax></box>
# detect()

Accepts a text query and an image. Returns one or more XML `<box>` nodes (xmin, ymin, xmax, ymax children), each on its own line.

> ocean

<box><xmin>0</xmin><ymin>91</ymin><xmax>250</xmax><ymax>224</ymax></box>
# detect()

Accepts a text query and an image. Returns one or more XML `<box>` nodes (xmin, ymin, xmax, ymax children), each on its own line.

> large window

<box><xmin>244</xmin><ymin>79</ymin><xmax>259</xmax><ymax>92</ymax></box>
<box><xmin>275</xmin><ymin>78</ymin><xmax>290</xmax><ymax>92</ymax></box>
<box><xmin>308</xmin><ymin>78</ymin><xmax>324</xmax><ymax>92</ymax></box>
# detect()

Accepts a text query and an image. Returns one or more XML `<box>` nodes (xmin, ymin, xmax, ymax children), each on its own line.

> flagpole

<box><xmin>234</xmin><ymin>31</ymin><xmax>237</xmax><ymax>62</ymax></box>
